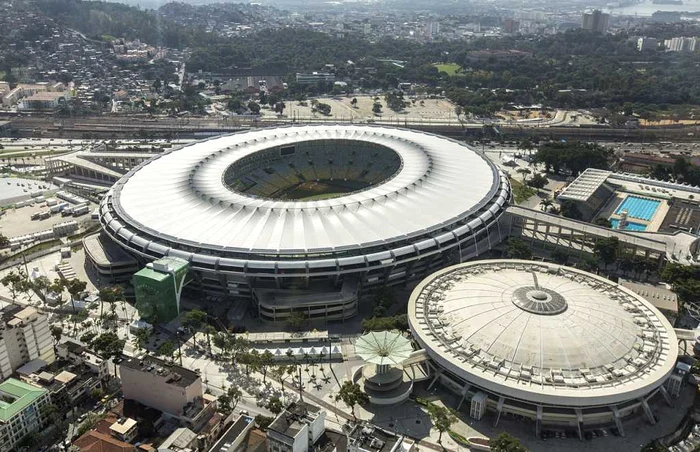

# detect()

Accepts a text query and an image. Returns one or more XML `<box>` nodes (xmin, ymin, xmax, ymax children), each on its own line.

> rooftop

<box><xmin>110</xmin><ymin>125</ymin><xmax>501</xmax><ymax>255</ymax></box>
<box><xmin>408</xmin><ymin>260</ymin><xmax>678</xmax><ymax>407</ymax></box>
<box><xmin>109</xmin><ymin>417</ymin><xmax>137</xmax><ymax>435</ymax></box>
<box><xmin>207</xmin><ymin>415</ymin><xmax>253</xmax><ymax>452</ymax></box>
<box><xmin>347</xmin><ymin>424</ymin><xmax>402</xmax><ymax>452</ymax></box>
<box><xmin>73</xmin><ymin>430</ymin><xmax>134</xmax><ymax>452</ymax></box>
<box><xmin>0</xmin><ymin>378</ymin><xmax>48</xmax><ymax>422</ymax></box>
<box><xmin>557</xmin><ymin>168</ymin><xmax>612</xmax><ymax>202</ymax></box>
<box><xmin>120</xmin><ymin>356</ymin><xmax>200</xmax><ymax>388</ymax></box>
<box><xmin>269</xmin><ymin>401</ymin><xmax>321</xmax><ymax>438</ymax></box>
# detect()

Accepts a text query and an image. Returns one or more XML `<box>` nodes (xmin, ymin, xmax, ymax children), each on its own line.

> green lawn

<box><xmin>434</xmin><ymin>63</ymin><xmax>461</xmax><ymax>76</ymax></box>
<box><xmin>509</xmin><ymin>178</ymin><xmax>537</xmax><ymax>204</ymax></box>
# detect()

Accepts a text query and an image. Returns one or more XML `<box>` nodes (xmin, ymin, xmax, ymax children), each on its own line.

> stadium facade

<box><xmin>408</xmin><ymin>260</ymin><xmax>678</xmax><ymax>437</ymax></box>
<box><xmin>97</xmin><ymin>125</ymin><xmax>511</xmax><ymax>321</ymax></box>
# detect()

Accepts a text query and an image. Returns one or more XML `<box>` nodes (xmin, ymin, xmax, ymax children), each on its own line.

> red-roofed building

<box><xmin>73</xmin><ymin>430</ymin><xmax>136</xmax><ymax>452</ymax></box>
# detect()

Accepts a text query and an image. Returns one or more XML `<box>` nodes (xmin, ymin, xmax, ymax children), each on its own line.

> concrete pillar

<box><xmin>427</xmin><ymin>370</ymin><xmax>442</xmax><ymax>391</ymax></box>
<box><xmin>575</xmin><ymin>408</ymin><xmax>583</xmax><ymax>441</ymax></box>
<box><xmin>609</xmin><ymin>405</ymin><xmax>626</xmax><ymax>437</ymax></box>
<box><xmin>536</xmin><ymin>405</ymin><xmax>543</xmax><ymax>439</ymax></box>
<box><xmin>659</xmin><ymin>385</ymin><xmax>672</xmax><ymax>406</ymax></box>
<box><xmin>640</xmin><ymin>398</ymin><xmax>656</xmax><ymax>425</ymax></box>
<box><xmin>493</xmin><ymin>396</ymin><xmax>505</xmax><ymax>427</ymax></box>
<box><xmin>456</xmin><ymin>384</ymin><xmax>472</xmax><ymax>410</ymax></box>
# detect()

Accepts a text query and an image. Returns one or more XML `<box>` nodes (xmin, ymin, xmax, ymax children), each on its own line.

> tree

<box><xmin>247</xmin><ymin>101</ymin><xmax>261</xmax><ymax>114</ymax></box>
<box><xmin>427</xmin><ymin>403</ymin><xmax>457</xmax><ymax>444</ymax></box>
<box><xmin>218</xmin><ymin>385</ymin><xmax>242</xmax><ymax>415</ymax></box>
<box><xmin>50</xmin><ymin>325</ymin><xmax>63</xmax><ymax>346</ymax></box>
<box><xmin>489</xmin><ymin>432</ymin><xmax>528</xmax><ymax>452</ymax></box>
<box><xmin>260</xmin><ymin>350</ymin><xmax>274</xmax><ymax>384</ymax></box>
<box><xmin>0</xmin><ymin>233</ymin><xmax>7</xmax><ymax>248</ymax></box>
<box><xmin>266</xmin><ymin>396</ymin><xmax>284</xmax><ymax>415</ymax></box>
<box><xmin>92</xmin><ymin>332</ymin><xmax>125</xmax><ymax>375</ymax></box>
<box><xmin>372</xmin><ymin>102</ymin><xmax>382</xmax><ymax>115</ymax></box>
<box><xmin>527</xmin><ymin>173</ymin><xmax>548</xmax><ymax>190</ymax></box>
<box><xmin>98</xmin><ymin>285</ymin><xmax>123</xmax><ymax>328</ymax></box>
<box><xmin>64</xmin><ymin>278</ymin><xmax>87</xmax><ymax>313</ymax></box>
<box><xmin>315</xmin><ymin>102</ymin><xmax>331</xmax><ymax>115</ymax></box>
<box><xmin>335</xmin><ymin>381</ymin><xmax>369</xmax><ymax>420</ymax></box>
<box><xmin>594</xmin><ymin>217</ymin><xmax>613</xmax><ymax>228</ymax></box>
<box><xmin>350</xmin><ymin>97</ymin><xmax>358</xmax><ymax>108</ymax></box>
<box><xmin>594</xmin><ymin>236</ymin><xmax>620</xmax><ymax>269</ymax></box>
<box><xmin>157</xmin><ymin>340</ymin><xmax>176</xmax><ymax>362</ymax></box>
<box><xmin>1</xmin><ymin>269</ymin><xmax>29</xmax><ymax>304</ymax></box>
<box><xmin>361</xmin><ymin>314</ymin><xmax>409</xmax><ymax>332</ymax></box>
<box><xmin>133</xmin><ymin>327</ymin><xmax>152</xmax><ymax>353</ymax></box>
<box><xmin>286</xmin><ymin>311</ymin><xmax>306</xmax><ymax>331</ymax></box>
<box><xmin>31</xmin><ymin>275</ymin><xmax>51</xmax><ymax>300</ymax></box>
<box><xmin>516</xmin><ymin>168</ymin><xmax>531</xmax><ymax>182</ymax></box>
<box><xmin>182</xmin><ymin>309</ymin><xmax>214</xmax><ymax>352</ymax></box>
<box><xmin>551</xmin><ymin>249</ymin><xmax>570</xmax><ymax>265</ymax></box>
<box><xmin>274</xmin><ymin>101</ymin><xmax>286</xmax><ymax>115</ymax></box>
<box><xmin>454</xmin><ymin>105</ymin><xmax>463</xmax><ymax>118</ymax></box>
<box><xmin>506</xmin><ymin>238</ymin><xmax>532</xmax><ymax>260</ymax></box>
<box><xmin>255</xmin><ymin>414</ymin><xmax>274</xmax><ymax>430</ymax></box>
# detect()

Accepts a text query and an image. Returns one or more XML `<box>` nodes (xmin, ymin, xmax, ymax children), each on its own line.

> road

<box><xmin>5</xmin><ymin>114</ymin><xmax>699</xmax><ymax>142</ymax></box>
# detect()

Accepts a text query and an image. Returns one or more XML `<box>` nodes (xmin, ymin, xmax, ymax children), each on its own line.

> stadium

<box><xmin>97</xmin><ymin>125</ymin><xmax>511</xmax><ymax>321</ymax></box>
<box><xmin>408</xmin><ymin>260</ymin><xmax>678</xmax><ymax>437</ymax></box>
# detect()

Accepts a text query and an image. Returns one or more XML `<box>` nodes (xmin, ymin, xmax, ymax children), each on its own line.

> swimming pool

<box><xmin>615</xmin><ymin>196</ymin><xmax>660</xmax><ymax>221</ymax></box>
<box><xmin>610</xmin><ymin>219</ymin><xmax>647</xmax><ymax>231</ymax></box>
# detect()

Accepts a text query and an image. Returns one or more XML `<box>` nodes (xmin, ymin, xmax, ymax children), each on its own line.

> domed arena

<box><xmin>98</xmin><ymin>125</ymin><xmax>510</xmax><ymax>321</ymax></box>
<box><xmin>408</xmin><ymin>259</ymin><xmax>678</xmax><ymax>437</ymax></box>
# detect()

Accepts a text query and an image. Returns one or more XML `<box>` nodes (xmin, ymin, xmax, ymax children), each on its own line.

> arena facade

<box><xmin>408</xmin><ymin>260</ymin><xmax>678</xmax><ymax>438</ymax></box>
<box><xmin>97</xmin><ymin>125</ymin><xmax>510</xmax><ymax>321</ymax></box>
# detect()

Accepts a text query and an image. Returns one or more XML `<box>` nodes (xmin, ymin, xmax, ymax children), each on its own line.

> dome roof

<box><xmin>408</xmin><ymin>260</ymin><xmax>678</xmax><ymax>407</ymax></box>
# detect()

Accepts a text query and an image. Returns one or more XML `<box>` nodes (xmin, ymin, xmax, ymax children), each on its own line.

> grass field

<box><xmin>509</xmin><ymin>178</ymin><xmax>537</xmax><ymax>204</ymax></box>
<box><xmin>278</xmin><ymin>180</ymin><xmax>370</xmax><ymax>200</ymax></box>
<box><xmin>434</xmin><ymin>63</ymin><xmax>461</xmax><ymax>76</ymax></box>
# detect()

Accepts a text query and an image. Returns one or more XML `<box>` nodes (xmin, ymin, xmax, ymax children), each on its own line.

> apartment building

<box><xmin>0</xmin><ymin>306</ymin><xmax>55</xmax><ymax>381</ymax></box>
<box><xmin>0</xmin><ymin>378</ymin><xmax>50</xmax><ymax>452</ymax></box>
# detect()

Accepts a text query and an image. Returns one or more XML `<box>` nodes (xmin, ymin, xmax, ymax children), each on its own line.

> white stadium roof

<box><xmin>110</xmin><ymin>125</ymin><xmax>500</xmax><ymax>255</ymax></box>
<box><xmin>408</xmin><ymin>260</ymin><xmax>678</xmax><ymax>407</ymax></box>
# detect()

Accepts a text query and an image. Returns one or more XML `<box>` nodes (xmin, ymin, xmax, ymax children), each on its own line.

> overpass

<box><xmin>505</xmin><ymin>205</ymin><xmax>699</xmax><ymax>265</ymax></box>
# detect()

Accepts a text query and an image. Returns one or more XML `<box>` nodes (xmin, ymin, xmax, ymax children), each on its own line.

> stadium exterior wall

<box><xmin>96</xmin><ymin>125</ymin><xmax>511</xmax><ymax>321</ymax></box>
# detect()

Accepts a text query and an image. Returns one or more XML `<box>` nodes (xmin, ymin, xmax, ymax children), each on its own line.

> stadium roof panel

<box><xmin>111</xmin><ymin>125</ymin><xmax>502</xmax><ymax>255</ymax></box>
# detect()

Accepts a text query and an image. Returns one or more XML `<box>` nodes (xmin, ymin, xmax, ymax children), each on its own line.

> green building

<box><xmin>134</xmin><ymin>257</ymin><xmax>189</xmax><ymax>324</ymax></box>
<box><xmin>0</xmin><ymin>378</ymin><xmax>50</xmax><ymax>451</ymax></box>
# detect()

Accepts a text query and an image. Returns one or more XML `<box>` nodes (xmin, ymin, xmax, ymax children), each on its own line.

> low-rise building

<box><xmin>73</xmin><ymin>429</ymin><xmax>136</xmax><ymax>452</ymax></box>
<box><xmin>109</xmin><ymin>417</ymin><xmax>138</xmax><ymax>443</ymax></box>
<box><xmin>56</xmin><ymin>339</ymin><xmax>109</xmax><ymax>378</ymax></box>
<box><xmin>0</xmin><ymin>306</ymin><xmax>55</xmax><ymax>381</ymax></box>
<box><xmin>120</xmin><ymin>355</ymin><xmax>215</xmax><ymax>431</ymax></box>
<box><xmin>295</xmin><ymin>72</ymin><xmax>335</xmax><ymax>84</ymax></box>
<box><xmin>346</xmin><ymin>424</ymin><xmax>408</xmax><ymax>452</ymax></box>
<box><xmin>206</xmin><ymin>415</ymin><xmax>254</xmax><ymax>452</ymax></box>
<box><xmin>18</xmin><ymin>91</ymin><xmax>71</xmax><ymax>111</ymax></box>
<box><xmin>0</xmin><ymin>378</ymin><xmax>50</xmax><ymax>452</ymax></box>
<box><xmin>266</xmin><ymin>402</ymin><xmax>325</xmax><ymax>452</ymax></box>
